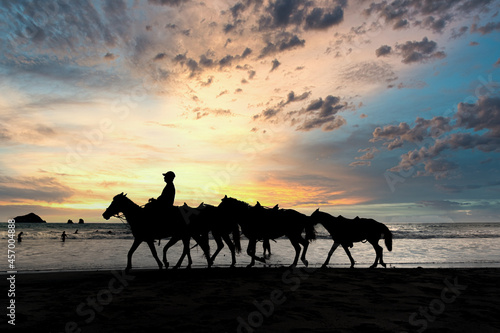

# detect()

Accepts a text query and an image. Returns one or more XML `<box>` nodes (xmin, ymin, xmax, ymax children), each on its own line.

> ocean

<box><xmin>2</xmin><ymin>221</ymin><xmax>500</xmax><ymax>272</ymax></box>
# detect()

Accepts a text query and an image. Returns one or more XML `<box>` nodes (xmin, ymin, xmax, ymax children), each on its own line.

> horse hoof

<box><xmin>369</xmin><ymin>265</ymin><xmax>376</xmax><ymax>269</ymax></box>
<box><xmin>125</xmin><ymin>267</ymin><xmax>131</xmax><ymax>273</ymax></box>
<box><xmin>321</xmin><ymin>264</ymin><xmax>327</xmax><ymax>269</ymax></box>
<box><xmin>381</xmin><ymin>263</ymin><xmax>387</xmax><ymax>268</ymax></box>
<box><xmin>163</xmin><ymin>262</ymin><xmax>170</xmax><ymax>269</ymax></box>
<box><xmin>302</xmin><ymin>260</ymin><xmax>309</xmax><ymax>267</ymax></box>
<box><xmin>246</xmin><ymin>264</ymin><xmax>254</xmax><ymax>268</ymax></box>
<box><xmin>256</xmin><ymin>257</ymin><xmax>266</xmax><ymax>263</ymax></box>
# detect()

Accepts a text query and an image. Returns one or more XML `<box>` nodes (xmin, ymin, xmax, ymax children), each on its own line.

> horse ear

<box><xmin>120</xmin><ymin>192</ymin><xmax>124</xmax><ymax>195</ymax></box>
<box><xmin>124</xmin><ymin>193</ymin><xmax>127</xmax><ymax>197</ymax></box>
<box><xmin>224</xmin><ymin>195</ymin><xmax>228</xmax><ymax>199</ymax></box>
<box><xmin>314</xmin><ymin>208</ymin><xmax>319</xmax><ymax>213</ymax></box>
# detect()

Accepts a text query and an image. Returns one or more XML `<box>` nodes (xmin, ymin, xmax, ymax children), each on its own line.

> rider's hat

<box><xmin>163</xmin><ymin>171</ymin><xmax>175</xmax><ymax>178</ymax></box>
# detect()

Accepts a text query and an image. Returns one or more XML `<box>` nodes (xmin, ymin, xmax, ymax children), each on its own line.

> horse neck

<box><xmin>317</xmin><ymin>213</ymin><xmax>339</xmax><ymax>229</ymax></box>
<box><xmin>119</xmin><ymin>197</ymin><xmax>142</xmax><ymax>225</ymax></box>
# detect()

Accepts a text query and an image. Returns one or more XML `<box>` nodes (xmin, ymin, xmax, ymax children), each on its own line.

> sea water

<box><xmin>1</xmin><ymin>222</ymin><xmax>500</xmax><ymax>272</ymax></box>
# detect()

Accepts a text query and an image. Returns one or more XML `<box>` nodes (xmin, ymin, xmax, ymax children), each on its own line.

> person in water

<box><xmin>17</xmin><ymin>232</ymin><xmax>23</xmax><ymax>243</ymax></box>
<box><xmin>61</xmin><ymin>231</ymin><xmax>67</xmax><ymax>242</ymax></box>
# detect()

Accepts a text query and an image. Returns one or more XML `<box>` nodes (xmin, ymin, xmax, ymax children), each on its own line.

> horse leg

<box><xmin>182</xmin><ymin>236</ymin><xmax>193</xmax><ymax>269</ymax></box>
<box><xmin>210</xmin><ymin>233</ymin><xmax>224</xmax><ymax>265</ymax></box>
<box><xmin>221</xmin><ymin>233</ymin><xmax>236</xmax><ymax>268</ymax></box>
<box><xmin>146</xmin><ymin>240</ymin><xmax>163</xmax><ymax>270</ymax></box>
<box><xmin>263</xmin><ymin>238</ymin><xmax>271</xmax><ymax>258</ymax></box>
<box><xmin>322</xmin><ymin>242</ymin><xmax>340</xmax><ymax>268</ymax></box>
<box><xmin>162</xmin><ymin>237</ymin><xmax>180</xmax><ymax>269</ymax></box>
<box><xmin>288</xmin><ymin>238</ymin><xmax>301</xmax><ymax>268</ymax></box>
<box><xmin>341</xmin><ymin>244</ymin><xmax>356</xmax><ymax>268</ymax></box>
<box><xmin>379</xmin><ymin>243</ymin><xmax>387</xmax><ymax>268</ymax></box>
<box><xmin>126</xmin><ymin>239</ymin><xmax>142</xmax><ymax>272</ymax></box>
<box><xmin>173</xmin><ymin>236</ymin><xmax>190</xmax><ymax>269</ymax></box>
<box><xmin>298</xmin><ymin>236</ymin><xmax>310</xmax><ymax>267</ymax></box>
<box><xmin>246</xmin><ymin>238</ymin><xmax>261</xmax><ymax>268</ymax></box>
<box><xmin>191</xmin><ymin>233</ymin><xmax>212</xmax><ymax>268</ymax></box>
<box><xmin>369</xmin><ymin>240</ymin><xmax>382</xmax><ymax>268</ymax></box>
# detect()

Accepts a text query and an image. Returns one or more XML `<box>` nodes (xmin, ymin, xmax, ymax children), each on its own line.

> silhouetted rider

<box><xmin>146</xmin><ymin>171</ymin><xmax>176</xmax><ymax>216</ymax></box>
<box><xmin>157</xmin><ymin>171</ymin><xmax>176</xmax><ymax>206</ymax></box>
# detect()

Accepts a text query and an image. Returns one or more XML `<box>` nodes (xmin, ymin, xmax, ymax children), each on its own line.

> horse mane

<box><xmin>222</xmin><ymin>195</ymin><xmax>252</xmax><ymax>208</ymax></box>
<box><xmin>114</xmin><ymin>193</ymin><xmax>141</xmax><ymax>210</ymax></box>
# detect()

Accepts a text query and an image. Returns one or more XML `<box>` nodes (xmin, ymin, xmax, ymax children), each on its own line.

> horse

<box><xmin>218</xmin><ymin>196</ymin><xmax>316</xmax><ymax>268</ymax></box>
<box><xmin>310</xmin><ymin>209</ymin><xmax>393</xmax><ymax>268</ymax></box>
<box><xmin>183</xmin><ymin>202</ymin><xmax>242</xmax><ymax>267</ymax></box>
<box><xmin>102</xmin><ymin>193</ymin><xmax>212</xmax><ymax>272</ymax></box>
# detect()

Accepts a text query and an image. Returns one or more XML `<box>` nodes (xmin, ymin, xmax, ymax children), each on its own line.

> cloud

<box><xmin>393</xmin><ymin>18</ymin><xmax>409</xmax><ymax>30</ymax></box>
<box><xmin>371</xmin><ymin>116</ymin><xmax>453</xmax><ymax>149</ymax></box>
<box><xmin>355</xmin><ymin>147</ymin><xmax>379</xmax><ymax>160</ymax></box>
<box><xmin>395</xmin><ymin>37</ymin><xmax>446</xmax><ymax>64</ymax></box>
<box><xmin>455</xmin><ymin>96</ymin><xmax>500</xmax><ymax>136</ymax></box>
<box><xmin>375</xmin><ymin>45</ymin><xmax>392</xmax><ymax>57</ymax></box>
<box><xmin>471</xmin><ymin>21</ymin><xmax>500</xmax><ymax>35</ymax></box>
<box><xmin>417</xmin><ymin>200</ymin><xmax>470</xmax><ymax>210</ymax></box>
<box><xmin>253</xmin><ymin>92</ymin><xmax>350</xmax><ymax>132</ymax></box>
<box><xmin>195</xmin><ymin>108</ymin><xmax>233</xmax><ymax>119</ymax></box>
<box><xmin>341</xmin><ymin>61</ymin><xmax>398</xmax><ymax>85</ymax></box>
<box><xmin>147</xmin><ymin>0</ymin><xmax>189</xmax><ymax>6</ymax></box>
<box><xmin>270</xmin><ymin>59</ymin><xmax>281</xmax><ymax>72</ymax></box>
<box><xmin>304</xmin><ymin>6</ymin><xmax>344</xmax><ymax>30</ymax></box>
<box><xmin>371</xmin><ymin>96</ymin><xmax>500</xmax><ymax>178</ymax></box>
<box><xmin>104</xmin><ymin>52</ymin><xmax>119</xmax><ymax>61</ymax></box>
<box><xmin>419</xmin><ymin>16</ymin><xmax>449</xmax><ymax>33</ymax></box>
<box><xmin>436</xmin><ymin>181</ymin><xmax>500</xmax><ymax>193</ymax></box>
<box><xmin>295</xmin><ymin>95</ymin><xmax>348</xmax><ymax>131</ymax></box>
<box><xmin>363</xmin><ymin>0</ymin><xmax>493</xmax><ymax>34</ymax></box>
<box><xmin>0</xmin><ymin>176</ymin><xmax>74</xmax><ymax>203</ymax></box>
<box><xmin>259</xmin><ymin>33</ymin><xmax>305</xmax><ymax>58</ymax></box>
<box><xmin>450</xmin><ymin>26</ymin><xmax>469</xmax><ymax>39</ymax></box>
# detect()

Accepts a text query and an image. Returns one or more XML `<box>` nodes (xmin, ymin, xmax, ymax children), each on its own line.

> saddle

<box><xmin>144</xmin><ymin>199</ymin><xmax>176</xmax><ymax>220</ymax></box>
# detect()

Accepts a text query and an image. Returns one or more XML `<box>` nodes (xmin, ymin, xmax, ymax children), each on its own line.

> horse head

<box><xmin>102</xmin><ymin>192</ymin><xmax>128</xmax><ymax>220</ymax></box>
<box><xmin>218</xmin><ymin>195</ymin><xmax>249</xmax><ymax>212</ymax></box>
<box><xmin>310</xmin><ymin>208</ymin><xmax>329</xmax><ymax>225</ymax></box>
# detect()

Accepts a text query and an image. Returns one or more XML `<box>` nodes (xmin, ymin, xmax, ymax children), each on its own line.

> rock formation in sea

<box><xmin>13</xmin><ymin>213</ymin><xmax>46</xmax><ymax>223</ymax></box>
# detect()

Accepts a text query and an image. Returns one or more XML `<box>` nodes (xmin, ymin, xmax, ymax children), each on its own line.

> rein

<box><xmin>113</xmin><ymin>213</ymin><xmax>131</xmax><ymax>230</ymax></box>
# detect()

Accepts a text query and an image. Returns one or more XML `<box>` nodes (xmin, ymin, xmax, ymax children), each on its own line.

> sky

<box><xmin>1</xmin><ymin>0</ymin><xmax>500</xmax><ymax>223</ymax></box>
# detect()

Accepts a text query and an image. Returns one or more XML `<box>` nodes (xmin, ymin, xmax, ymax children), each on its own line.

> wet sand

<box><xmin>4</xmin><ymin>267</ymin><xmax>500</xmax><ymax>332</ymax></box>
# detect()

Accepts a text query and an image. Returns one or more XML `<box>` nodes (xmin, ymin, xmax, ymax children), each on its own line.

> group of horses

<box><xmin>102</xmin><ymin>193</ymin><xmax>393</xmax><ymax>272</ymax></box>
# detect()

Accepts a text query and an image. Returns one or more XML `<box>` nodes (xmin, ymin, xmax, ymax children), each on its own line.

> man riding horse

<box><xmin>145</xmin><ymin>171</ymin><xmax>176</xmax><ymax>218</ymax></box>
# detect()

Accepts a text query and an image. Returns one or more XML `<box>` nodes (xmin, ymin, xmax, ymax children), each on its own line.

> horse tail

<box><xmin>232</xmin><ymin>223</ymin><xmax>242</xmax><ymax>253</ymax></box>
<box><xmin>305</xmin><ymin>218</ymin><xmax>316</xmax><ymax>243</ymax></box>
<box><xmin>382</xmin><ymin>224</ymin><xmax>393</xmax><ymax>252</ymax></box>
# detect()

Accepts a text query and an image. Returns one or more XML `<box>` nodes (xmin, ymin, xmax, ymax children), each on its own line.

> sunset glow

<box><xmin>1</xmin><ymin>0</ymin><xmax>500</xmax><ymax>222</ymax></box>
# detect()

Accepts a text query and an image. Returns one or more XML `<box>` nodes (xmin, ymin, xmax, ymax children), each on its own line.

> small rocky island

<box><xmin>13</xmin><ymin>213</ymin><xmax>46</xmax><ymax>223</ymax></box>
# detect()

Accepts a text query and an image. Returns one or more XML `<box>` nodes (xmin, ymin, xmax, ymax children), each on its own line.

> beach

<box><xmin>4</xmin><ymin>267</ymin><xmax>500</xmax><ymax>332</ymax></box>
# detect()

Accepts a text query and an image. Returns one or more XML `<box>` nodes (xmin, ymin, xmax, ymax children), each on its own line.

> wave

<box><xmin>2</xmin><ymin>222</ymin><xmax>500</xmax><ymax>240</ymax></box>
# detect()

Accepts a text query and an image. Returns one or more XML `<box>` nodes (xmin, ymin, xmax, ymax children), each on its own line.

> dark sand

<box><xmin>3</xmin><ymin>268</ymin><xmax>500</xmax><ymax>332</ymax></box>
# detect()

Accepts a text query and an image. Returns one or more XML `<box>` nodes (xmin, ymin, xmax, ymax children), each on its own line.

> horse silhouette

<box><xmin>189</xmin><ymin>202</ymin><xmax>242</xmax><ymax>267</ymax></box>
<box><xmin>218</xmin><ymin>196</ymin><xmax>316</xmax><ymax>268</ymax></box>
<box><xmin>102</xmin><ymin>193</ymin><xmax>212</xmax><ymax>271</ymax></box>
<box><xmin>311</xmin><ymin>209</ymin><xmax>393</xmax><ymax>268</ymax></box>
